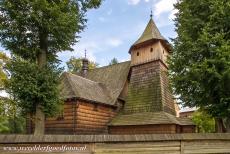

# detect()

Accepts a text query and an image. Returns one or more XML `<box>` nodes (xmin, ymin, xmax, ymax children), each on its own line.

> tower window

<box><xmin>163</xmin><ymin>50</ymin><xmax>165</xmax><ymax>54</ymax></box>
<box><xmin>137</xmin><ymin>52</ymin><xmax>139</xmax><ymax>56</ymax></box>
<box><xmin>150</xmin><ymin>48</ymin><xmax>153</xmax><ymax>52</ymax></box>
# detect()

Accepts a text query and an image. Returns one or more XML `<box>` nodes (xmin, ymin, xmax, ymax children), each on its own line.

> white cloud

<box><xmin>128</xmin><ymin>0</ymin><xmax>141</xmax><ymax>5</ymax></box>
<box><xmin>127</xmin><ymin>0</ymin><xmax>150</xmax><ymax>5</ymax></box>
<box><xmin>169</xmin><ymin>9</ymin><xmax>178</xmax><ymax>20</ymax></box>
<box><xmin>107</xmin><ymin>38</ymin><xmax>123</xmax><ymax>47</ymax></box>
<box><xmin>153</xmin><ymin>0</ymin><xmax>177</xmax><ymax>18</ymax></box>
<box><xmin>58</xmin><ymin>37</ymin><xmax>123</xmax><ymax>67</ymax></box>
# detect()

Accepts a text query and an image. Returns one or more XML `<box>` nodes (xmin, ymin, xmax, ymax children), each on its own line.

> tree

<box><xmin>169</xmin><ymin>0</ymin><xmax>230</xmax><ymax>132</ymax></box>
<box><xmin>0</xmin><ymin>0</ymin><xmax>102</xmax><ymax>135</ymax></box>
<box><xmin>66</xmin><ymin>56</ymin><xmax>99</xmax><ymax>73</ymax></box>
<box><xmin>109</xmin><ymin>58</ymin><xmax>118</xmax><ymax>65</ymax></box>
<box><xmin>192</xmin><ymin>110</ymin><xmax>215</xmax><ymax>133</ymax></box>
<box><xmin>0</xmin><ymin>51</ymin><xmax>9</xmax><ymax>90</ymax></box>
<box><xmin>0</xmin><ymin>96</ymin><xmax>26</xmax><ymax>134</ymax></box>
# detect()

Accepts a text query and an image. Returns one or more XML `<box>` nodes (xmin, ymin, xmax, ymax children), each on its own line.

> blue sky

<box><xmin>1</xmin><ymin>0</ymin><xmax>178</xmax><ymax>67</ymax></box>
<box><xmin>58</xmin><ymin>0</ymin><xmax>178</xmax><ymax>67</ymax></box>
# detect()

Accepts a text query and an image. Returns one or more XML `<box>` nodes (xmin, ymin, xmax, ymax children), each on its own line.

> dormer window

<box><xmin>137</xmin><ymin>52</ymin><xmax>139</xmax><ymax>56</ymax></box>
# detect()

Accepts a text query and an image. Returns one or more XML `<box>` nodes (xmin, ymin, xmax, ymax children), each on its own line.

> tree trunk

<box><xmin>34</xmin><ymin>32</ymin><xmax>47</xmax><ymax>135</ymax></box>
<box><xmin>225</xmin><ymin>117</ymin><xmax>230</xmax><ymax>133</ymax></box>
<box><xmin>34</xmin><ymin>104</ymin><xmax>45</xmax><ymax>135</ymax></box>
<box><xmin>215</xmin><ymin>118</ymin><xmax>224</xmax><ymax>133</ymax></box>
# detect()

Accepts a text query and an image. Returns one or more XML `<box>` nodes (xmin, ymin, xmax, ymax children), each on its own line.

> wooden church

<box><xmin>27</xmin><ymin>15</ymin><xmax>195</xmax><ymax>134</ymax></box>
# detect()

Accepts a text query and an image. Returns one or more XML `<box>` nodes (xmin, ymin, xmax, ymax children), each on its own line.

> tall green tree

<box><xmin>109</xmin><ymin>58</ymin><xmax>118</xmax><ymax>65</ymax></box>
<box><xmin>0</xmin><ymin>51</ymin><xmax>9</xmax><ymax>90</ymax></box>
<box><xmin>169</xmin><ymin>0</ymin><xmax>230</xmax><ymax>132</ymax></box>
<box><xmin>66</xmin><ymin>56</ymin><xmax>99</xmax><ymax>73</ymax></box>
<box><xmin>0</xmin><ymin>0</ymin><xmax>102</xmax><ymax>135</ymax></box>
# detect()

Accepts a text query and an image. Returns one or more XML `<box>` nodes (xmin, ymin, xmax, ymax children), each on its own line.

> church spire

<box><xmin>150</xmin><ymin>9</ymin><xmax>153</xmax><ymax>19</ymax></box>
<box><xmin>129</xmin><ymin>14</ymin><xmax>171</xmax><ymax>53</ymax></box>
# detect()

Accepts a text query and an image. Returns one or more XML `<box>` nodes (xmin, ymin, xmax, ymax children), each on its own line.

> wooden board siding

<box><xmin>180</xmin><ymin>126</ymin><xmax>196</xmax><ymax>133</ymax></box>
<box><xmin>131</xmin><ymin>41</ymin><xmax>169</xmax><ymax>66</ymax></box>
<box><xmin>109</xmin><ymin>124</ymin><xmax>195</xmax><ymax>134</ymax></box>
<box><xmin>27</xmin><ymin>100</ymin><xmax>117</xmax><ymax>134</ymax></box>
<box><xmin>95</xmin><ymin>141</ymin><xmax>181</xmax><ymax>154</ymax></box>
<box><xmin>1</xmin><ymin>134</ymin><xmax>230</xmax><ymax>154</ymax></box>
<box><xmin>75</xmin><ymin>101</ymin><xmax>116</xmax><ymax>134</ymax></box>
<box><xmin>45</xmin><ymin>101</ymin><xmax>75</xmax><ymax>134</ymax></box>
<box><xmin>109</xmin><ymin>124</ymin><xmax>178</xmax><ymax>134</ymax></box>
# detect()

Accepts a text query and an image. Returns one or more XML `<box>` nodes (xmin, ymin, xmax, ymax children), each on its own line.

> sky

<box><xmin>58</xmin><ymin>0</ymin><xmax>178</xmax><ymax>67</ymax></box>
<box><xmin>1</xmin><ymin>0</ymin><xmax>178</xmax><ymax>67</ymax></box>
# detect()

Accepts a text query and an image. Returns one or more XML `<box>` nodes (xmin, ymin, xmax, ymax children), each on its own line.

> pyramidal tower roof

<box><xmin>134</xmin><ymin>18</ymin><xmax>166</xmax><ymax>45</ymax></box>
<box><xmin>129</xmin><ymin>15</ymin><xmax>171</xmax><ymax>52</ymax></box>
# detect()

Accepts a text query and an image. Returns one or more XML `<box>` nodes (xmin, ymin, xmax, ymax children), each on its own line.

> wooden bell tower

<box><xmin>125</xmin><ymin>14</ymin><xmax>176</xmax><ymax>115</ymax></box>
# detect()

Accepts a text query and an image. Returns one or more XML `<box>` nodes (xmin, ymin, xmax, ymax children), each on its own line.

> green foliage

<box><xmin>0</xmin><ymin>0</ymin><xmax>102</xmax><ymax>133</ymax></box>
<box><xmin>66</xmin><ymin>56</ymin><xmax>99</xmax><ymax>73</ymax></box>
<box><xmin>109</xmin><ymin>58</ymin><xmax>119</xmax><ymax>65</ymax></box>
<box><xmin>192</xmin><ymin>110</ymin><xmax>215</xmax><ymax>133</ymax></box>
<box><xmin>169</xmin><ymin>0</ymin><xmax>230</xmax><ymax>118</ymax></box>
<box><xmin>0</xmin><ymin>97</ymin><xmax>26</xmax><ymax>134</ymax></box>
<box><xmin>0</xmin><ymin>0</ymin><xmax>102</xmax><ymax>61</ymax></box>
<box><xmin>5</xmin><ymin>58</ymin><xmax>63</xmax><ymax>116</ymax></box>
<box><xmin>0</xmin><ymin>51</ymin><xmax>9</xmax><ymax>89</ymax></box>
<box><xmin>7</xmin><ymin>116</ymin><xmax>26</xmax><ymax>134</ymax></box>
<box><xmin>0</xmin><ymin>116</ymin><xmax>9</xmax><ymax>133</ymax></box>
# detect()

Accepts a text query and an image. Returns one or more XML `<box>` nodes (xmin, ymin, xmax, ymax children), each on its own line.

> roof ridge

<box><xmin>89</xmin><ymin>61</ymin><xmax>131</xmax><ymax>71</ymax></box>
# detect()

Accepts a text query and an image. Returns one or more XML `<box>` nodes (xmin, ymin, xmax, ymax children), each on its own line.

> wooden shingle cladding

<box><xmin>61</xmin><ymin>61</ymin><xmax>131</xmax><ymax>106</ymax></box>
<box><xmin>61</xmin><ymin>72</ymin><xmax>113</xmax><ymax>106</ymax></box>
<box><xmin>121</xmin><ymin>60</ymin><xmax>176</xmax><ymax>115</ymax></box>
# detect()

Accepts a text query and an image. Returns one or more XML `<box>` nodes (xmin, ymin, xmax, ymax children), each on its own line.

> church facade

<box><xmin>27</xmin><ymin>16</ymin><xmax>195</xmax><ymax>134</ymax></box>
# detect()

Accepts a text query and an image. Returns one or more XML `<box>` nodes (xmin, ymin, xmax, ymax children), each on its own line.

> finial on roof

<box><xmin>82</xmin><ymin>49</ymin><xmax>89</xmax><ymax>77</ymax></box>
<box><xmin>84</xmin><ymin>49</ymin><xmax>87</xmax><ymax>59</ymax></box>
<box><xmin>150</xmin><ymin>9</ymin><xmax>153</xmax><ymax>19</ymax></box>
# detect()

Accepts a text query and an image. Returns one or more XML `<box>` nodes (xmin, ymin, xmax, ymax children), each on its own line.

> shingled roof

<box><xmin>85</xmin><ymin>61</ymin><xmax>131</xmax><ymax>104</ymax></box>
<box><xmin>61</xmin><ymin>61</ymin><xmax>131</xmax><ymax>106</ymax></box>
<box><xmin>109</xmin><ymin>111</ymin><xmax>194</xmax><ymax>126</ymax></box>
<box><xmin>134</xmin><ymin>18</ymin><xmax>166</xmax><ymax>46</ymax></box>
<box><xmin>129</xmin><ymin>18</ymin><xmax>171</xmax><ymax>52</ymax></box>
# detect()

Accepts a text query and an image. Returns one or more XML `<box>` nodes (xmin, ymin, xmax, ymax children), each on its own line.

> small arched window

<box><xmin>150</xmin><ymin>48</ymin><xmax>153</xmax><ymax>52</ymax></box>
<box><xmin>137</xmin><ymin>52</ymin><xmax>139</xmax><ymax>56</ymax></box>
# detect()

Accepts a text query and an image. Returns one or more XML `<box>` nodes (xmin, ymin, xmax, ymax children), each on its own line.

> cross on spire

<box><xmin>84</xmin><ymin>49</ymin><xmax>87</xmax><ymax>59</ymax></box>
<box><xmin>150</xmin><ymin>9</ymin><xmax>153</xmax><ymax>19</ymax></box>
